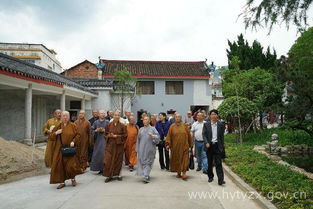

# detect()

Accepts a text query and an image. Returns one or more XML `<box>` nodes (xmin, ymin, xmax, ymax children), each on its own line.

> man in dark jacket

<box><xmin>155</xmin><ymin>112</ymin><xmax>171</xmax><ymax>170</ymax></box>
<box><xmin>202</xmin><ymin>109</ymin><xmax>226</xmax><ymax>186</ymax></box>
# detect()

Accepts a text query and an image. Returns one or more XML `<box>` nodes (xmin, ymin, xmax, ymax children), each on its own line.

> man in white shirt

<box><xmin>202</xmin><ymin>109</ymin><xmax>226</xmax><ymax>186</ymax></box>
<box><xmin>190</xmin><ymin>113</ymin><xmax>208</xmax><ymax>174</ymax></box>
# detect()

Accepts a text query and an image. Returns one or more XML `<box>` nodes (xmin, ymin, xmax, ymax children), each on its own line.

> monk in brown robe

<box><xmin>124</xmin><ymin>115</ymin><xmax>138</xmax><ymax>172</ymax></box>
<box><xmin>166</xmin><ymin>113</ymin><xmax>193</xmax><ymax>180</ymax></box>
<box><xmin>103</xmin><ymin>111</ymin><xmax>127</xmax><ymax>183</ymax></box>
<box><xmin>74</xmin><ymin>110</ymin><xmax>92</xmax><ymax>170</ymax></box>
<box><xmin>50</xmin><ymin>111</ymin><xmax>83</xmax><ymax>189</ymax></box>
<box><xmin>43</xmin><ymin>109</ymin><xmax>61</xmax><ymax>168</ymax></box>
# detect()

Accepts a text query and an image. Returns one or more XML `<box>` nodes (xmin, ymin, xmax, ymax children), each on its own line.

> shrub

<box><xmin>224</xmin><ymin>143</ymin><xmax>313</xmax><ymax>209</ymax></box>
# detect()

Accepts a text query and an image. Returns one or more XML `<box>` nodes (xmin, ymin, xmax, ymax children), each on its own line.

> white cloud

<box><xmin>0</xmin><ymin>0</ymin><xmax>304</xmax><ymax>69</ymax></box>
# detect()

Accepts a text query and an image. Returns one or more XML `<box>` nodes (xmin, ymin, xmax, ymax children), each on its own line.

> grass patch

<box><xmin>224</xmin><ymin>131</ymin><xmax>313</xmax><ymax>209</ymax></box>
<box><xmin>225</xmin><ymin>127</ymin><xmax>313</xmax><ymax>146</ymax></box>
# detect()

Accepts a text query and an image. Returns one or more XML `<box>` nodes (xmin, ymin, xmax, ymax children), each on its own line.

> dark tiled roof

<box><xmin>100</xmin><ymin>59</ymin><xmax>210</xmax><ymax>77</ymax></box>
<box><xmin>0</xmin><ymin>53</ymin><xmax>97</xmax><ymax>95</ymax></box>
<box><xmin>70</xmin><ymin>78</ymin><xmax>113</xmax><ymax>87</ymax></box>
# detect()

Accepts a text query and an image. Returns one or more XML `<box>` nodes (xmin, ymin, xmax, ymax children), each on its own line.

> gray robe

<box><xmin>90</xmin><ymin>119</ymin><xmax>108</xmax><ymax>171</ymax></box>
<box><xmin>136</xmin><ymin>125</ymin><xmax>160</xmax><ymax>177</ymax></box>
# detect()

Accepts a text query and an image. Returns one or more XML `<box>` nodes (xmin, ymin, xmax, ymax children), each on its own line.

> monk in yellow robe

<box><xmin>166</xmin><ymin>113</ymin><xmax>193</xmax><ymax>180</ymax></box>
<box><xmin>43</xmin><ymin>109</ymin><xmax>61</xmax><ymax>168</ymax></box>
<box><xmin>124</xmin><ymin>115</ymin><xmax>138</xmax><ymax>171</ymax></box>
<box><xmin>49</xmin><ymin>111</ymin><xmax>83</xmax><ymax>189</ymax></box>
<box><xmin>74</xmin><ymin>110</ymin><xmax>91</xmax><ymax>170</ymax></box>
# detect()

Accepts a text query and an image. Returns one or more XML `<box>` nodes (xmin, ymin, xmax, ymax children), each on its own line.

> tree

<box><xmin>241</xmin><ymin>0</ymin><xmax>312</xmax><ymax>33</ymax></box>
<box><xmin>227</xmin><ymin>34</ymin><xmax>277</xmax><ymax>70</ymax></box>
<box><xmin>218</xmin><ymin>96</ymin><xmax>258</xmax><ymax>142</ymax></box>
<box><xmin>112</xmin><ymin>69</ymin><xmax>137</xmax><ymax>116</ymax></box>
<box><xmin>222</xmin><ymin>62</ymin><xmax>284</xmax><ymax>129</ymax></box>
<box><xmin>282</xmin><ymin>27</ymin><xmax>313</xmax><ymax>136</ymax></box>
<box><xmin>223</xmin><ymin>67</ymin><xmax>284</xmax><ymax>110</ymax></box>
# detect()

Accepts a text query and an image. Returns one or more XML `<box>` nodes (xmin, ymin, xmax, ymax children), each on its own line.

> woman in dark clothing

<box><xmin>155</xmin><ymin>112</ymin><xmax>171</xmax><ymax>170</ymax></box>
<box><xmin>136</xmin><ymin>112</ymin><xmax>147</xmax><ymax>128</ymax></box>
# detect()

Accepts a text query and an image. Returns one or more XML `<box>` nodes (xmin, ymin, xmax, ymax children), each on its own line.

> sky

<box><xmin>0</xmin><ymin>0</ymin><xmax>310</xmax><ymax>69</ymax></box>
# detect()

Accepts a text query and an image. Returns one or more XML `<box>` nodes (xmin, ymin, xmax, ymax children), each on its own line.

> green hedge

<box><xmin>225</xmin><ymin>127</ymin><xmax>313</xmax><ymax>146</ymax></box>
<box><xmin>224</xmin><ymin>138</ymin><xmax>313</xmax><ymax>209</ymax></box>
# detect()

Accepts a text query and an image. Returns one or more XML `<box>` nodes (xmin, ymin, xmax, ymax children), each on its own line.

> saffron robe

<box><xmin>136</xmin><ymin>125</ymin><xmax>160</xmax><ymax>177</ymax></box>
<box><xmin>74</xmin><ymin>119</ymin><xmax>91</xmax><ymax>170</ymax></box>
<box><xmin>124</xmin><ymin>124</ymin><xmax>139</xmax><ymax>166</ymax></box>
<box><xmin>43</xmin><ymin>117</ymin><xmax>61</xmax><ymax>168</ymax></box>
<box><xmin>165</xmin><ymin>122</ymin><xmax>193</xmax><ymax>173</ymax></box>
<box><xmin>49</xmin><ymin>122</ymin><xmax>83</xmax><ymax>184</ymax></box>
<box><xmin>103</xmin><ymin>121</ymin><xmax>127</xmax><ymax>177</ymax></box>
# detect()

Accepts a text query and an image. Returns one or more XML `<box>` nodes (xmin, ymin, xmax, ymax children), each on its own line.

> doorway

<box><xmin>190</xmin><ymin>105</ymin><xmax>209</xmax><ymax>114</ymax></box>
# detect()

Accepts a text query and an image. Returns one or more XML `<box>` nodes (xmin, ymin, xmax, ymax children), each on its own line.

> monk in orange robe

<box><xmin>124</xmin><ymin>115</ymin><xmax>138</xmax><ymax>171</ymax></box>
<box><xmin>166</xmin><ymin>113</ymin><xmax>193</xmax><ymax>180</ymax></box>
<box><xmin>49</xmin><ymin>111</ymin><xmax>83</xmax><ymax>189</ymax></box>
<box><xmin>43</xmin><ymin>109</ymin><xmax>61</xmax><ymax>168</ymax></box>
<box><xmin>74</xmin><ymin>110</ymin><xmax>92</xmax><ymax>170</ymax></box>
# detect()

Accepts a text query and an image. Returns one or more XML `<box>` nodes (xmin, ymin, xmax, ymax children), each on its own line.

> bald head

<box><xmin>175</xmin><ymin>113</ymin><xmax>182</xmax><ymax>123</ymax></box>
<box><xmin>129</xmin><ymin>115</ymin><xmax>135</xmax><ymax>125</ymax></box>
<box><xmin>113</xmin><ymin>110</ymin><xmax>121</xmax><ymax>122</ymax></box>
<box><xmin>143</xmin><ymin>116</ymin><xmax>151</xmax><ymax>126</ymax></box>
<box><xmin>197</xmin><ymin>113</ymin><xmax>204</xmax><ymax>122</ymax></box>
<box><xmin>92</xmin><ymin>109</ymin><xmax>99</xmax><ymax>118</ymax></box>
<box><xmin>61</xmin><ymin>111</ymin><xmax>70</xmax><ymax>123</ymax></box>
<box><xmin>79</xmin><ymin>110</ymin><xmax>85</xmax><ymax>120</ymax></box>
<box><xmin>54</xmin><ymin>109</ymin><xmax>62</xmax><ymax>119</ymax></box>
<box><xmin>99</xmin><ymin>110</ymin><xmax>105</xmax><ymax>119</ymax></box>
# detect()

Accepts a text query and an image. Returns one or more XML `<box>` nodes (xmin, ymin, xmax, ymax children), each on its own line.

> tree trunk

<box><xmin>121</xmin><ymin>90</ymin><xmax>124</xmax><ymax>116</ymax></box>
<box><xmin>259</xmin><ymin>112</ymin><xmax>263</xmax><ymax>129</ymax></box>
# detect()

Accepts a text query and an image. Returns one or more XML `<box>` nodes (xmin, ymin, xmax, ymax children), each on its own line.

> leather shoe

<box><xmin>104</xmin><ymin>177</ymin><xmax>113</xmax><ymax>183</ymax></box>
<box><xmin>218</xmin><ymin>180</ymin><xmax>226</xmax><ymax>185</ymax></box>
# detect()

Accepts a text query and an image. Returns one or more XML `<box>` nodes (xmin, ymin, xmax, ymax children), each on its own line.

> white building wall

<box><xmin>85</xmin><ymin>100</ymin><xmax>92</xmax><ymax>119</ymax></box>
<box><xmin>0</xmin><ymin>43</ymin><xmax>62</xmax><ymax>73</ymax></box>
<box><xmin>212</xmin><ymin>98</ymin><xmax>224</xmax><ymax>109</ymax></box>
<box><xmin>91</xmin><ymin>89</ymin><xmax>112</xmax><ymax>112</ymax></box>
<box><xmin>131</xmin><ymin>79</ymin><xmax>212</xmax><ymax>120</ymax></box>
<box><xmin>193</xmin><ymin>80</ymin><xmax>212</xmax><ymax>106</ymax></box>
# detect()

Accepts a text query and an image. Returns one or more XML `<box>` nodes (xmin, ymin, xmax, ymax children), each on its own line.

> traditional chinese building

<box><xmin>62</xmin><ymin>59</ymin><xmax>213</xmax><ymax>120</ymax></box>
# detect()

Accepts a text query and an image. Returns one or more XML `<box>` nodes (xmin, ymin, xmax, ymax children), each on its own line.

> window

<box><xmin>136</xmin><ymin>81</ymin><xmax>155</xmax><ymax>95</ymax></box>
<box><xmin>23</xmin><ymin>59</ymin><xmax>35</xmax><ymax>64</ymax></box>
<box><xmin>166</xmin><ymin>81</ymin><xmax>184</xmax><ymax>95</ymax></box>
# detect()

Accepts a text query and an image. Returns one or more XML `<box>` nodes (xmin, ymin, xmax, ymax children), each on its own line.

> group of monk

<box><xmin>43</xmin><ymin>108</ymin><xmax>226</xmax><ymax>189</ymax></box>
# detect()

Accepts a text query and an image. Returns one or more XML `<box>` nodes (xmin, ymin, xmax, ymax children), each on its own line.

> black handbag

<box><xmin>59</xmin><ymin>134</ymin><xmax>76</xmax><ymax>157</ymax></box>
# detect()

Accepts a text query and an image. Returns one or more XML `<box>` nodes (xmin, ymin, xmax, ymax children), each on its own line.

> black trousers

<box><xmin>88</xmin><ymin>147</ymin><xmax>93</xmax><ymax>163</ymax></box>
<box><xmin>157</xmin><ymin>141</ymin><xmax>169</xmax><ymax>170</ymax></box>
<box><xmin>88</xmin><ymin>136</ymin><xmax>96</xmax><ymax>163</ymax></box>
<box><xmin>206</xmin><ymin>143</ymin><xmax>224</xmax><ymax>182</ymax></box>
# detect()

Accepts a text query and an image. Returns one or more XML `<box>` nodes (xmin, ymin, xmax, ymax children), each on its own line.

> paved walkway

<box><xmin>0</xmin><ymin>158</ymin><xmax>262</xmax><ymax>209</ymax></box>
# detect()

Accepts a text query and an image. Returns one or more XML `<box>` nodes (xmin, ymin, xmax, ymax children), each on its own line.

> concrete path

<box><xmin>0</xmin><ymin>158</ymin><xmax>262</xmax><ymax>209</ymax></box>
